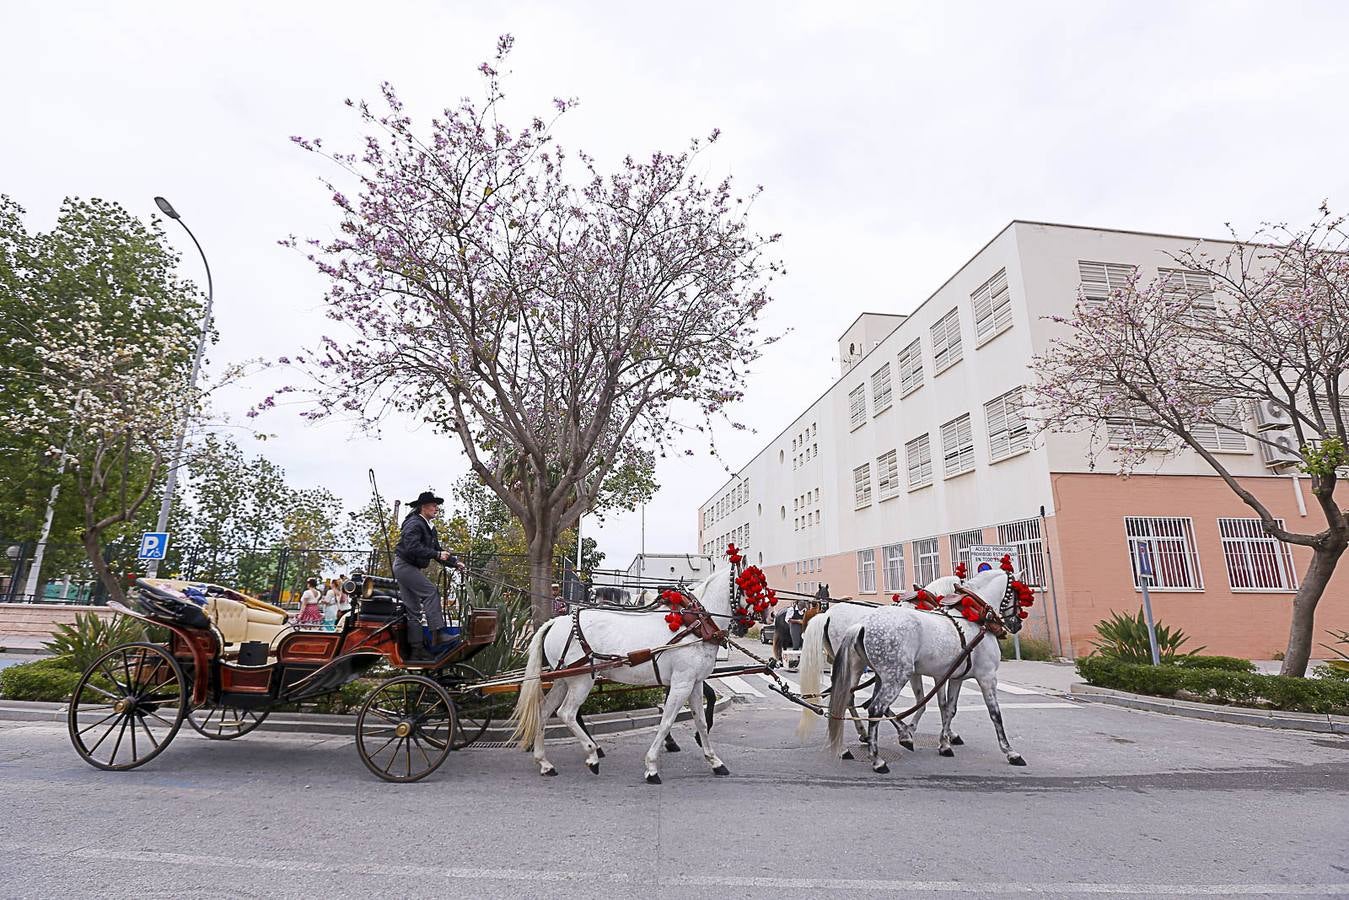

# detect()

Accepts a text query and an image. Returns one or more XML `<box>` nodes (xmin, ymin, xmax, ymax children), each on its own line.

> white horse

<box><xmin>826</xmin><ymin>569</ymin><xmax>1028</xmax><ymax>773</ymax></box>
<box><xmin>509</xmin><ymin>571</ymin><xmax>731</xmax><ymax>784</ymax></box>
<box><xmin>796</xmin><ymin>576</ymin><xmax>964</xmax><ymax>755</ymax></box>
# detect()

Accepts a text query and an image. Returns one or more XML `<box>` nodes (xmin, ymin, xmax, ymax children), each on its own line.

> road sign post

<box><xmin>1136</xmin><ymin>543</ymin><xmax>1161</xmax><ymax>666</ymax></box>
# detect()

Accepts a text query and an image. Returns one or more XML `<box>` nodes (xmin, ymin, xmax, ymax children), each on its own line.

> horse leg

<box><xmin>554</xmin><ymin>675</ymin><xmax>601</xmax><ymax>773</ymax></box>
<box><xmin>938</xmin><ymin>677</ymin><xmax>962</xmax><ymax>756</ymax></box>
<box><xmin>891</xmin><ymin>673</ymin><xmax>924</xmax><ymax>752</ymax></box>
<box><xmin>865</xmin><ymin>676</ymin><xmax>907</xmax><ymax>774</ymax></box>
<box><xmin>975</xmin><ymin>670</ymin><xmax>1025</xmax><ymax>766</ymax></box>
<box><xmin>533</xmin><ymin>679</ymin><xmax>572</xmax><ymax>776</ymax></box>
<box><xmin>664</xmin><ymin>687</ymin><xmax>682</xmax><ymax>753</ymax></box>
<box><xmin>687</xmin><ymin>678</ymin><xmax>729</xmax><ymax>776</ymax></box>
<box><xmin>693</xmin><ymin>681</ymin><xmax>715</xmax><ymax>749</ymax></box>
<box><xmin>643</xmin><ymin>676</ymin><xmax>697</xmax><ymax>784</ymax></box>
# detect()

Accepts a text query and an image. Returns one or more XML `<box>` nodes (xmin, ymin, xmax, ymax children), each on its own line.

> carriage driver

<box><xmin>393</xmin><ymin>490</ymin><xmax>466</xmax><ymax>659</ymax></box>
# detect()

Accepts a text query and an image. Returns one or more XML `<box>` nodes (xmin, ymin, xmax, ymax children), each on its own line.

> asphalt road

<box><xmin>1</xmin><ymin>688</ymin><xmax>1347</xmax><ymax>899</ymax></box>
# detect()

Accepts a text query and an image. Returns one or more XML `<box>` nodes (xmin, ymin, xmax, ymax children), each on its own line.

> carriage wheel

<box><xmin>68</xmin><ymin>642</ymin><xmax>187</xmax><ymax>771</ymax></box>
<box><xmin>188</xmin><ymin>702</ymin><xmax>270</xmax><ymax>740</ymax></box>
<box><xmin>442</xmin><ymin>663</ymin><xmax>503</xmax><ymax>750</ymax></box>
<box><xmin>356</xmin><ymin>675</ymin><xmax>457</xmax><ymax>783</ymax></box>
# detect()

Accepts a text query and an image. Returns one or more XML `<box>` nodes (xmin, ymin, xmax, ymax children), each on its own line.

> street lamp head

<box><xmin>153</xmin><ymin>196</ymin><xmax>180</xmax><ymax>220</ymax></box>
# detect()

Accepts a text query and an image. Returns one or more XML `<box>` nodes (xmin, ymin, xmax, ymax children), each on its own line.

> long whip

<box><xmin>368</xmin><ymin>469</ymin><xmax>397</xmax><ymax>577</ymax></box>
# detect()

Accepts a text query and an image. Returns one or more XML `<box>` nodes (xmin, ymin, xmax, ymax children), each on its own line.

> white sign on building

<box><xmin>968</xmin><ymin>545</ymin><xmax>1020</xmax><ymax>577</ymax></box>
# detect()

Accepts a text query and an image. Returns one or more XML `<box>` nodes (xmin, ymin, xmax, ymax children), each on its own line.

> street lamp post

<box><xmin>144</xmin><ymin>196</ymin><xmax>213</xmax><ymax>578</ymax></box>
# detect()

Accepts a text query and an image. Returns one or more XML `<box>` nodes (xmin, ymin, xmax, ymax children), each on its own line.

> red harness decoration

<box><xmin>726</xmin><ymin>543</ymin><xmax>776</xmax><ymax>629</ymax></box>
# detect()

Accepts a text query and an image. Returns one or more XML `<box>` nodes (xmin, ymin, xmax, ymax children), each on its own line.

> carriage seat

<box><xmin>205</xmin><ymin>595</ymin><xmax>289</xmax><ymax>648</ymax></box>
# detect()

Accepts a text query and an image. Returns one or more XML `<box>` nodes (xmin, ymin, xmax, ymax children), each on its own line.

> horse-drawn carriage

<box><xmin>67</xmin><ymin>573</ymin><xmax>500</xmax><ymax>782</ymax></box>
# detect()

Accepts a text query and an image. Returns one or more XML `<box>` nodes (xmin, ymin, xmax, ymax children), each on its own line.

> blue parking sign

<box><xmin>1137</xmin><ymin>544</ymin><xmax>1153</xmax><ymax>578</ymax></box>
<box><xmin>138</xmin><ymin>532</ymin><xmax>170</xmax><ymax>560</ymax></box>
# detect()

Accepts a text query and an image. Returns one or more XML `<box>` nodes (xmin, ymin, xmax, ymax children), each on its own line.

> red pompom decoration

<box><xmin>954</xmin><ymin>562</ymin><xmax>967</xmax><ymax>579</ymax></box>
<box><xmin>1000</xmin><ymin>554</ymin><xmax>1014</xmax><ymax>573</ymax></box>
<box><xmin>962</xmin><ymin>608</ymin><xmax>981</xmax><ymax>622</ymax></box>
<box><xmin>1017</xmin><ymin>609</ymin><xmax>1029</xmax><ymax>619</ymax></box>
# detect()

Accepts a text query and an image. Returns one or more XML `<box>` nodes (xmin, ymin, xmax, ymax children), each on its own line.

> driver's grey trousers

<box><xmin>392</xmin><ymin>557</ymin><xmax>446</xmax><ymax>639</ymax></box>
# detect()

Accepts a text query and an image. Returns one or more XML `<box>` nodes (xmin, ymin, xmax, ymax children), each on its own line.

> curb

<box><xmin>1070</xmin><ymin>684</ymin><xmax>1349</xmax><ymax>735</ymax></box>
<box><xmin>0</xmin><ymin>694</ymin><xmax>735</xmax><ymax>740</ymax></box>
<box><xmin>0</xmin><ymin>646</ymin><xmax>49</xmax><ymax>656</ymax></box>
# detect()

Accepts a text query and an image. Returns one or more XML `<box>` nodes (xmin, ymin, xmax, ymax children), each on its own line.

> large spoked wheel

<box><xmin>68</xmin><ymin>642</ymin><xmax>187</xmax><ymax>771</ymax></box>
<box><xmin>189</xmin><ymin>702</ymin><xmax>270</xmax><ymax>740</ymax></box>
<box><xmin>443</xmin><ymin>663</ymin><xmax>504</xmax><ymax>750</ymax></box>
<box><xmin>356</xmin><ymin>675</ymin><xmax>457</xmax><ymax>783</ymax></box>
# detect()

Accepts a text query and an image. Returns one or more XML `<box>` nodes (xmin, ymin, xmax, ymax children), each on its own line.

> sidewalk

<box><xmin>996</xmin><ymin>659</ymin><xmax>1083</xmax><ymax>694</ymax></box>
<box><xmin>0</xmin><ymin>635</ymin><xmax>48</xmax><ymax>655</ymax></box>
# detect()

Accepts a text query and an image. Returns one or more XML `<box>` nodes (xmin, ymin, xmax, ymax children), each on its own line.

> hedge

<box><xmin>0</xmin><ymin>657</ymin><xmax>82</xmax><ymax>702</ymax></box>
<box><xmin>998</xmin><ymin>636</ymin><xmax>1055</xmax><ymax>661</ymax></box>
<box><xmin>1077</xmin><ymin>656</ymin><xmax>1349</xmax><ymax>716</ymax></box>
<box><xmin>1170</xmin><ymin>655</ymin><xmax>1256</xmax><ymax>673</ymax></box>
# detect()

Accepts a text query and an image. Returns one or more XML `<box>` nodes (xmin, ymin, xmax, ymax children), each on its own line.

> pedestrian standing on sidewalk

<box><xmin>297</xmin><ymin>578</ymin><xmax>323</xmax><ymax>628</ymax></box>
<box><xmin>320</xmin><ymin>578</ymin><xmax>340</xmax><ymax>631</ymax></box>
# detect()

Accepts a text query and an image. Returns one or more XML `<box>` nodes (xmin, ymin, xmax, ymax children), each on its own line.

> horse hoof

<box><xmin>1009</xmin><ymin>755</ymin><xmax>1027</xmax><ymax>767</ymax></box>
<box><xmin>712</xmin><ymin>764</ymin><xmax>730</xmax><ymax>777</ymax></box>
<box><xmin>596</xmin><ymin>747</ymin><xmax>606</xmax><ymax>759</ymax></box>
<box><xmin>587</xmin><ymin>762</ymin><xmax>600</xmax><ymax>774</ymax></box>
<box><xmin>899</xmin><ymin>739</ymin><xmax>915</xmax><ymax>752</ymax></box>
<box><xmin>951</xmin><ymin>735</ymin><xmax>965</xmax><ymax>746</ymax></box>
<box><xmin>542</xmin><ymin>767</ymin><xmax>558</xmax><ymax>777</ymax></box>
<box><xmin>840</xmin><ymin>749</ymin><xmax>855</xmax><ymax>761</ymax></box>
<box><xmin>645</xmin><ymin>772</ymin><xmax>662</xmax><ymax>785</ymax></box>
<box><xmin>938</xmin><ymin>747</ymin><xmax>955</xmax><ymax>758</ymax></box>
<box><xmin>874</xmin><ymin>762</ymin><xmax>890</xmax><ymax>774</ymax></box>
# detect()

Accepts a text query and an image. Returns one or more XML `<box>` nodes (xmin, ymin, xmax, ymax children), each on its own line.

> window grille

<box><xmin>913</xmin><ymin>537</ymin><xmax>940</xmax><ymax>584</ymax></box>
<box><xmin>848</xmin><ymin>384</ymin><xmax>867</xmax><ymax>430</ymax></box>
<box><xmin>856</xmin><ymin>548</ymin><xmax>877</xmax><ymax>593</ymax></box>
<box><xmin>972</xmin><ymin>268</ymin><xmax>1012</xmax><ymax>344</ymax></box>
<box><xmin>1078</xmin><ymin>260</ymin><xmax>1136</xmax><ymax>303</ymax></box>
<box><xmin>853</xmin><ymin>463</ymin><xmax>873</xmax><ymax>509</ymax></box>
<box><xmin>931</xmin><ymin>308</ymin><xmax>963</xmax><ymax>374</ymax></box>
<box><xmin>997</xmin><ymin>518</ymin><xmax>1046</xmax><ymax>587</ymax></box>
<box><xmin>1219</xmin><ymin>518</ymin><xmax>1298</xmax><ymax>591</ymax></box>
<box><xmin>1106</xmin><ymin>408</ymin><xmax>1167</xmax><ymax>450</ymax></box>
<box><xmin>941</xmin><ymin>414</ymin><xmax>975</xmax><ymax>477</ymax></box>
<box><xmin>872</xmin><ymin>363</ymin><xmax>893</xmax><ymax>413</ymax></box>
<box><xmin>883</xmin><ymin>543</ymin><xmax>906</xmax><ymax>592</ymax></box>
<box><xmin>897</xmin><ymin>339</ymin><xmax>924</xmax><ymax>396</ymax></box>
<box><xmin>1193</xmin><ymin>399</ymin><xmax>1249</xmax><ymax>453</ymax></box>
<box><xmin>906</xmin><ymin>434</ymin><xmax>933</xmax><ymax>489</ymax></box>
<box><xmin>876</xmin><ymin>450</ymin><xmax>900</xmax><ymax>500</ymax></box>
<box><xmin>1125</xmin><ymin>516</ymin><xmax>1203</xmax><ymax>590</ymax></box>
<box><xmin>1159</xmin><ymin>267</ymin><xmax>1216</xmax><ymax>324</ymax></box>
<box><xmin>949</xmin><ymin>528</ymin><xmax>984</xmax><ymax>572</ymax></box>
<box><xmin>985</xmin><ymin>387</ymin><xmax>1029</xmax><ymax>461</ymax></box>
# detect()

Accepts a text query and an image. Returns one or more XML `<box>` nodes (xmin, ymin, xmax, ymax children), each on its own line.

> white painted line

<box><xmin>717</xmin><ymin>674</ymin><xmax>764</xmax><ymax>697</ymax></box>
<box><xmin>997</xmin><ymin>682</ymin><xmax>1040</xmax><ymax>695</ymax></box>
<box><xmin>2</xmin><ymin>845</ymin><xmax>1340</xmax><ymax>895</ymax></box>
<box><xmin>991</xmin><ymin>701</ymin><xmax>1078</xmax><ymax>709</ymax></box>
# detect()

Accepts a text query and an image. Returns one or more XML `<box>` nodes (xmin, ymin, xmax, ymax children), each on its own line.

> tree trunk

<box><xmin>526</xmin><ymin>527</ymin><xmax>557</xmax><ymax>628</ymax></box>
<box><xmin>82</xmin><ymin>530</ymin><xmax>126</xmax><ymax>607</ymax></box>
<box><xmin>1280</xmin><ymin>541</ymin><xmax>1346</xmax><ymax>676</ymax></box>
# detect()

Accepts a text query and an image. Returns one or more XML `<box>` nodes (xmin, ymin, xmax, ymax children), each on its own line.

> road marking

<box><xmin>717</xmin><ymin>674</ymin><xmax>764</xmax><ymax>698</ymax></box>
<box><xmin>1</xmin><ymin>844</ymin><xmax>1342</xmax><ymax>894</ymax></box>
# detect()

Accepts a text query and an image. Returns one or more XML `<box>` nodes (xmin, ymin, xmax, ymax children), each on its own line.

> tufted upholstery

<box><xmin>205</xmin><ymin>596</ymin><xmax>290</xmax><ymax>648</ymax></box>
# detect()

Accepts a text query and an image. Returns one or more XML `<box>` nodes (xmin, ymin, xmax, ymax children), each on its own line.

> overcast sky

<box><xmin>5</xmin><ymin>1</ymin><xmax>1348</xmax><ymax>569</ymax></box>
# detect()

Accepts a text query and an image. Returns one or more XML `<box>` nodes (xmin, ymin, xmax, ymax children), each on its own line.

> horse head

<box><xmin>955</xmin><ymin>569</ymin><xmax>1021</xmax><ymax>636</ymax></box>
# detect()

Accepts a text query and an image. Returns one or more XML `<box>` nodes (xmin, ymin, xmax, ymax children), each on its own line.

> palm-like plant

<box><xmin>44</xmin><ymin>612</ymin><xmax>147</xmax><ymax>673</ymax></box>
<box><xmin>1320</xmin><ymin>629</ymin><xmax>1349</xmax><ymax>675</ymax></box>
<box><xmin>1090</xmin><ymin>609</ymin><xmax>1204</xmax><ymax>663</ymax></box>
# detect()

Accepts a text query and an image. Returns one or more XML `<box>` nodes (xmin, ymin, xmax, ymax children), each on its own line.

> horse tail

<box><xmin>508</xmin><ymin>619</ymin><xmax>552</xmax><ymax>749</ymax></box>
<box><xmin>826</xmin><ymin>623</ymin><xmax>864</xmax><ymax>757</ymax></box>
<box><xmin>796</xmin><ymin>609</ymin><xmax>829</xmax><ymax>741</ymax></box>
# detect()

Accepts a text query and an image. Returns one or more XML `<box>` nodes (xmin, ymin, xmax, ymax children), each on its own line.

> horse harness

<box><xmin>551</xmin><ymin>592</ymin><xmax>726</xmax><ymax>687</ymax></box>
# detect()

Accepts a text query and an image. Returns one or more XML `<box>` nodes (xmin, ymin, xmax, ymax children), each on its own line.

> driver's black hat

<box><xmin>408</xmin><ymin>490</ymin><xmax>445</xmax><ymax>508</ymax></box>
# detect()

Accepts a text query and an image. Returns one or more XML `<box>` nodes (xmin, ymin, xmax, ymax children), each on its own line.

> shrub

<box><xmin>1171</xmin><ymin>655</ymin><xmax>1256</xmax><ymax>673</ymax></box>
<box><xmin>1076</xmin><ymin>656</ymin><xmax>1349</xmax><ymax>715</ymax></box>
<box><xmin>44</xmin><ymin>612</ymin><xmax>147</xmax><ymax>674</ymax></box>
<box><xmin>579</xmin><ymin>685</ymin><xmax>670</xmax><ymax>715</ymax></box>
<box><xmin>1090</xmin><ymin>609</ymin><xmax>1204</xmax><ymax>663</ymax></box>
<box><xmin>998</xmin><ymin>636</ymin><xmax>1055</xmax><ymax>661</ymax></box>
<box><xmin>0</xmin><ymin>657</ymin><xmax>83</xmax><ymax>702</ymax></box>
<box><xmin>1313</xmin><ymin>662</ymin><xmax>1349</xmax><ymax>683</ymax></box>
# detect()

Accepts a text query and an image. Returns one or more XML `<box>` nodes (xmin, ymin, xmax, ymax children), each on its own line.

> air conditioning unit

<box><xmin>1255</xmin><ymin>399</ymin><xmax>1293</xmax><ymax>431</ymax></box>
<box><xmin>1260</xmin><ymin>431</ymin><xmax>1302</xmax><ymax>469</ymax></box>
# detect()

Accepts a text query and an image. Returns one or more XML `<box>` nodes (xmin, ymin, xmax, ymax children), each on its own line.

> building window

<box><xmin>1125</xmin><ymin>516</ymin><xmax>1203</xmax><ymax>590</ymax></box>
<box><xmin>972</xmin><ymin>268</ymin><xmax>1012</xmax><ymax>345</ymax></box>
<box><xmin>997</xmin><ymin>518</ymin><xmax>1045</xmax><ymax>586</ymax></box>
<box><xmin>906</xmin><ymin>434</ymin><xmax>933</xmax><ymax>489</ymax></box>
<box><xmin>871</xmin><ymin>363</ymin><xmax>893</xmax><ymax>414</ymax></box>
<box><xmin>856</xmin><ymin>548</ymin><xmax>877</xmax><ymax>594</ymax></box>
<box><xmin>853</xmin><ymin>463</ymin><xmax>873</xmax><ymax>509</ymax></box>
<box><xmin>876</xmin><ymin>449</ymin><xmax>900</xmax><ymax>501</ymax></box>
<box><xmin>848</xmin><ymin>384</ymin><xmax>867</xmax><ymax>431</ymax></box>
<box><xmin>1160</xmin><ymin>267</ymin><xmax>1216</xmax><ymax>324</ymax></box>
<box><xmin>941</xmin><ymin>414</ymin><xmax>975</xmax><ymax>478</ymax></box>
<box><xmin>1078</xmin><ymin>260</ymin><xmax>1136</xmax><ymax>304</ymax></box>
<box><xmin>914</xmin><ymin>537</ymin><xmax>940</xmax><ymax>584</ymax></box>
<box><xmin>882</xmin><ymin>543</ymin><xmax>906</xmax><ymax>592</ymax></box>
<box><xmin>930</xmin><ymin>308</ymin><xmax>963</xmax><ymax>374</ymax></box>
<box><xmin>1219</xmin><ymin>518</ymin><xmax>1298</xmax><ymax>591</ymax></box>
<box><xmin>1106</xmin><ymin>408</ymin><xmax>1166</xmax><ymax>451</ymax></box>
<box><xmin>1193</xmin><ymin>399</ymin><xmax>1249</xmax><ymax>453</ymax></box>
<box><xmin>985</xmin><ymin>387</ymin><xmax>1029</xmax><ymax>462</ymax></box>
<box><xmin>897</xmin><ymin>338</ymin><xmax>924</xmax><ymax>396</ymax></box>
<box><xmin>949</xmin><ymin>528</ymin><xmax>984</xmax><ymax>572</ymax></box>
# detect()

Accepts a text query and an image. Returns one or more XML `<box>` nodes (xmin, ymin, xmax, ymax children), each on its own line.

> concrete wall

<box><xmin>0</xmin><ymin>603</ymin><xmax>115</xmax><ymax>642</ymax></box>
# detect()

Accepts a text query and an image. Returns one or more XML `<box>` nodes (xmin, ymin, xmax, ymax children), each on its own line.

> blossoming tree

<box><xmin>0</xmin><ymin>197</ymin><xmax>206</xmax><ymax>604</ymax></box>
<box><xmin>286</xmin><ymin>38</ymin><xmax>781</xmax><ymax>623</ymax></box>
<box><xmin>1031</xmin><ymin>206</ymin><xmax>1348</xmax><ymax>676</ymax></box>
